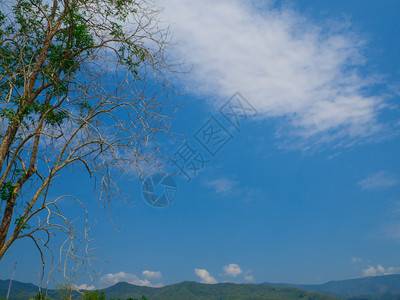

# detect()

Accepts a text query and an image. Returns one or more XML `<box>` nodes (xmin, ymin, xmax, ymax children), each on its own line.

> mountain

<box><xmin>102</xmin><ymin>281</ymin><xmax>341</xmax><ymax>300</ymax></box>
<box><xmin>0</xmin><ymin>279</ymin><xmax>340</xmax><ymax>300</ymax></box>
<box><xmin>0</xmin><ymin>279</ymin><xmax>85</xmax><ymax>300</ymax></box>
<box><xmin>3</xmin><ymin>275</ymin><xmax>400</xmax><ymax>300</ymax></box>
<box><xmin>0</xmin><ymin>279</ymin><xmax>40</xmax><ymax>299</ymax></box>
<box><xmin>264</xmin><ymin>274</ymin><xmax>400</xmax><ymax>299</ymax></box>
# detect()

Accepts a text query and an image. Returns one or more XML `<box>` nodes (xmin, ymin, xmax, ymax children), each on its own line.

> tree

<box><xmin>0</xmin><ymin>0</ymin><xmax>178</xmax><ymax>286</ymax></box>
<box><xmin>82</xmin><ymin>290</ymin><xmax>105</xmax><ymax>300</ymax></box>
<box><xmin>31</xmin><ymin>291</ymin><xmax>51</xmax><ymax>300</ymax></box>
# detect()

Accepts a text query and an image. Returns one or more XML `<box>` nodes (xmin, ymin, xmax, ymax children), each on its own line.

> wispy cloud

<box><xmin>162</xmin><ymin>0</ymin><xmax>387</xmax><ymax>145</ymax></box>
<box><xmin>358</xmin><ymin>171</ymin><xmax>399</xmax><ymax>190</ymax></box>
<box><xmin>351</xmin><ymin>257</ymin><xmax>362</xmax><ymax>264</ymax></box>
<box><xmin>205</xmin><ymin>176</ymin><xmax>263</xmax><ymax>202</ymax></box>
<box><xmin>244</xmin><ymin>274</ymin><xmax>254</xmax><ymax>282</ymax></box>
<box><xmin>194</xmin><ymin>268</ymin><xmax>218</xmax><ymax>284</ymax></box>
<box><xmin>382</xmin><ymin>220</ymin><xmax>400</xmax><ymax>242</ymax></box>
<box><xmin>362</xmin><ymin>264</ymin><xmax>400</xmax><ymax>277</ymax></box>
<box><xmin>223</xmin><ymin>263</ymin><xmax>243</xmax><ymax>277</ymax></box>
<box><xmin>378</xmin><ymin>202</ymin><xmax>400</xmax><ymax>242</ymax></box>
<box><xmin>205</xmin><ymin>178</ymin><xmax>237</xmax><ymax>194</ymax></box>
<box><xmin>142</xmin><ymin>270</ymin><xmax>162</xmax><ymax>279</ymax></box>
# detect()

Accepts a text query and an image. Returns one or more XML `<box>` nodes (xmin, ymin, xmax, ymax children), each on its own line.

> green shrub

<box><xmin>81</xmin><ymin>290</ymin><xmax>105</xmax><ymax>300</ymax></box>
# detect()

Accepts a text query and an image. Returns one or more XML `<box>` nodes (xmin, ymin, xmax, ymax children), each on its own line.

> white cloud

<box><xmin>98</xmin><ymin>271</ymin><xmax>154</xmax><ymax>288</ymax></box>
<box><xmin>142</xmin><ymin>270</ymin><xmax>162</xmax><ymax>279</ymax></box>
<box><xmin>244</xmin><ymin>275</ymin><xmax>254</xmax><ymax>282</ymax></box>
<box><xmin>74</xmin><ymin>284</ymin><xmax>96</xmax><ymax>291</ymax></box>
<box><xmin>358</xmin><ymin>171</ymin><xmax>399</xmax><ymax>190</ymax></box>
<box><xmin>351</xmin><ymin>257</ymin><xmax>362</xmax><ymax>264</ymax></box>
<box><xmin>194</xmin><ymin>268</ymin><xmax>217</xmax><ymax>284</ymax></box>
<box><xmin>161</xmin><ymin>0</ymin><xmax>386</xmax><ymax>145</ymax></box>
<box><xmin>223</xmin><ymin>263</ymin><xmax>243</xmax><ymax>277</ymax></box>
<box><xmin>362</xmin><ymin>264</ymin><xmax>400</xmax><ymax>277</ymax></box>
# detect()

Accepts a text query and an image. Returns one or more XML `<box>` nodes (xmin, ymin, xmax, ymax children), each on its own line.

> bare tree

<box><xmin>0</xmin><ymin>0</ymin><xmax>179</xmax><ymax>281</ymax></box>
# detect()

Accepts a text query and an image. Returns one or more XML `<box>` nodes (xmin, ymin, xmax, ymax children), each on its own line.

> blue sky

<box><xmin>1</xmin><ymin>0</ymin><xmax>400</xmax><ymax>290</ymax></box>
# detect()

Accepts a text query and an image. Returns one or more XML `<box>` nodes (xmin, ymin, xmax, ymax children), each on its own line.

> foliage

<box><xmin>111</xmin><ymin>297</ymin><xmax>148</xmax><ymax>300</ymax></box>
<box><xmin>30</xmin><ymin>291</ymin><xmax>51</xmax><ymax>300</ymax></box>
<box><xmin>0</xmin><ymin>0</ymin><xmax>178</xmax><ymax>285</ymax></box>
<box><xmin>56</xmin><ymin>284</ymin><xmax>73</xmax><ymax>300</ymax></box>
<box><xmin>82</xmin><ymin>290</ymin><xmax>105</xmax><ymax>300</ymax></box>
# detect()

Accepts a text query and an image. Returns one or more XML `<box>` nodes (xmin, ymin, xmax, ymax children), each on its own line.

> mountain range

<box><xmin>0</xmin><ymin>274</ymin><xmax>400</xmax><ymax>299</ymax></box>
<box><xmin>264</xmin><ymin>274</ymin><xmax>400</xmax><ymax>300</ymax></box>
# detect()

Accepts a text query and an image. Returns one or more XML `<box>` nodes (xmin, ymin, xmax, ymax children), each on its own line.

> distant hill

<box><xmin>0</xmin><ymin>279</ymin><xmax>340</xmax><ymax>300</ymax></box>
<box><xmin>264</xmin><ymin>274</ymin><xmax>400</xmax><ymax>299</ymax></box>
<box><xmin>0</xmin><ymin>279</ymin><xmax>40</xmax><ymax>299</ymax></box>
<box><xmin>0</xmin><ymin>279</ymin><xmax>84</xmax><ymax>300</ymax></box>
<box><xmin>3</xmin><ymin>275</ymin><xmax>400</xmax><ymax>300</ymax></box>
<box><xmin>102</xmin><ymin>281</ymin><xmax>341</xmax><ymax>300</ymax></box>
